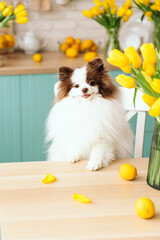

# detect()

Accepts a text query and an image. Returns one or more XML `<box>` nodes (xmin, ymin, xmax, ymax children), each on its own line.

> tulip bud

<box><xmin>150</xmin><ymin>78</ymin><xmax>160</xmax><ymax>94</ymax></box>
<box><xmin>123</xmin><ymin>15</ymin><xmax>130</xmax><ymax>22</ymax></box>
<box><xmin>117</xmin><ymin>6</ymin><xmax>126</xmax><ymax>17</ymax></box>
<box><xmin>116</xmin><ymin>74</ymin><xmax>136</xmax><ymax>88</ymax></box>
<box><xmin>142</xmin><ymin>62</ymin><xmax>155</xmax><ymax>76</ymax></box>
<box><xmin>3</xmin><ymin>5</ymin><xmax>13</xmax><ymax>16</ymax></box>
<box><xmin>107</xmin><ymin>49</ymin><xmax>129</xmax><ymax>68</ymax></box>
<box><xmin>16</xmin><ymin>10</ymin><xmax>28</xmax><ymax>18</ymax></box>
<box><xmin>14</xmin><ymin>4</ymin><xmax>25</xmax><ymax>15</ymax></box>
<box><xmin>0</xmin><ymin>2</ymin><xmax>6</xmax><ymax>12</ymax></box>
<box><xmin>94</xmin><ymin>0</ymin><xmax>102</xmax><ymax>7</ymax></box>
<box><xmin>149</xmin><ymin>98</ymin><xmax>160</xmax><ymax>117</ymax></box>
<box><xmin>16</xmin><ymin>17</ymin><xmax>28</xmax><ymax>24</ymax></box>
<box><xmin>142</xmin><ymin>94</ymin><xmax>156</xmax><ymax>107</ymax></box>
<box><xmin>82</xmin><ymin>10</ymin><xmax>93</xmax><ymax>18</ymax></box>
<box><xmin>124</xmin><ymin>46</ymin><xmax>142</xmax><ymax>68</ymax></box>
<box><xmin>140</xmin><ymin>43</ymin><xmax>157</xmax><ymax>65</ymax></box>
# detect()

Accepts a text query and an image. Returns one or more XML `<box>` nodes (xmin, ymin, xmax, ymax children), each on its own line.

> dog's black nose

<box><xmin>82</xmin><ymin>88</ymin><xmax>88</xmax><ymax>93</ymax></box>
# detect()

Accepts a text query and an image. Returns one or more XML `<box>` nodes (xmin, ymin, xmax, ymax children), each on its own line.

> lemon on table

<box><xmin>81</xmin><ymin>39</ymin><xmax>94</xmax><ymax>50</ymax></box>
<box><xmin>119</xmin><ymin>164</ymin><xmax>137</xmax><ymax>180</ymax></box>
<box><xmin>60</xmin><ymin>42</ymin><xmax>69</xmax><ymax>52</ymax></box>
<box><xmin>75</xmin><ymin>38</ymin><xmax>82</xmax><ymax>45</ymax></box>
<box><xmin>65</xmin><ymin>36</ymin><xmax>75</xmax><ymax>46</ymax></box>
<box><xmin>0</xmin><ymin>35</ymin><xmax>7</xmax><ymax>49</ymax></box>
<box><xmin>66</xmin><ymin>47</ymin><xmax>79</xmax><ymax>58</ymax></box>
<box><xmin>33</xmin><ymin>53</ymin><xmax>43</xmax><ymax>62</ymax></box>
<box><xmin>135</xmin><ymin>198</ymin><xmax>155</xmax><ymax>219</ymax></box>
<box><xmin>90</xmin><ymin>43</ymin><xmax>97</xmax><ymax>51</ymax></box>
<box><xmin>84</xmin><ymin>51</ymin><xmax>98</xmax><ymax>62</ymax></box>
<box><xmin>72</xmin><ymin>194</ymin><xmax>91</xmax><ymax>203</ymax></box>
<box><xmin>4</xmin><ymin>34</ymin><xmax>15</xmax><ymax>48</ymax></box>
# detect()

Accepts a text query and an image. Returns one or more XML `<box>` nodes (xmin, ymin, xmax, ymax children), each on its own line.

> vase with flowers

<box><xmin>82</xmin><ymin>0</ymin><xmax>133</xmax><ymax>58</ymax></box>
<box><xmin>134</xmin><ymin>0</ymin><xmax>160</xmax><ymax>51</ymax></box>
<box><xmin>107</xmin><ymin>43</ymin><xmax>160</xmax><ymax>190</ymax></box>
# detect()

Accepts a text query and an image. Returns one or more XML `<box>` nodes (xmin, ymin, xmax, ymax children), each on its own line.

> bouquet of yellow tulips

<box><xmin>0</xmin><ymin>3</ymin><xmax>28</xmax><ymax>28</ymax></box>
<box><xmin>82</xmin><ymin>0</ymin><xmax>133</xmax><ymax>57</ymax></box>
<box><xmin>134</xmin><ymin>0</ymin><xmax>160</xmax><ymax>50</ymax></box>
<box><xmin>108</xmin><ymin>43</ymin><xmax>160</xmax><ymax>190</ymax></box>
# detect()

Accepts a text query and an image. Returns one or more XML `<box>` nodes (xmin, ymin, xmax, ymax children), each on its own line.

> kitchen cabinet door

<box><xmin>0</xmin><ymin>75</ymin><xmax>21</xmax><ymax>162</ymax></box>
<box><xmin>20</xmin><ymin>73</ymin><xmax>58</xmax><ymax>162</ymax></box>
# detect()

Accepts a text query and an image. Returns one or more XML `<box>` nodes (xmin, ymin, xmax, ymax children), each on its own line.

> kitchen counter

<box><xmin>0</xmin><ymin>51</ymin><xmax>118</xmax><ymax>75</ymax></box>
<box><xmin>0</xmin><ymin>158</ymin><xmax>160</xmax><ymax>240</ymax></box>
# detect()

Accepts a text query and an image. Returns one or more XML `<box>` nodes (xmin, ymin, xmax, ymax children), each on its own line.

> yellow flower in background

<box><xmin>151</xmin><ymin>4</ymin><xmax>157</xmax><ymax>10</ymax></box>
<box><xmin>124</xmin><ymin>0</ymin><xmax>132</xmax><ymax>8</ymax></box>
<box><xmin>0</xmin><ymin>2</ymin><xmax>6</xmax><ymax>12</ymax></box>
<box><xmin>123</xmin><ymin>15</ymin><xmax>130</xmax><ymax>22</ymax></box>
<box><xmin>126</xmin><ymin>9</ymin><xmax>133</xmax><ymax>16</ymax></box>
<box><xmin>142</xmin><ymin>94</ymin><xmax>157</xmax><ymax>107</ymax></box>
<box><xmin>137</xmin><ymin>0</ymin><xmax>150</xmax><ymax>6</ymax></box>
<box><xmin>107</xmin><ymin>49</ymin><xmax>129</xmax><ymax>68</ymax></box>
<box><xmin>102</xmin><ymin>2</ymin><xmax>108</xmax><ymax>12</ymax></box>
<box><xmin>94</xmin><ymin>0</ymin><xmax>102</xmax><ymax>7</ymax></box>
<box><xmin>141</xmin><ymin>71</ymin><xmax>152</xmax><ymax>83</ymax></box>
<box><xmin>116</xmin><ymin>74</ymin><xmax>136</xmax><ymax>88</ymax></box>
<box><xmin>3</xmin><ymin>5</ymin><xmax>13</xmax><ymax>16</ymax></box>
<box><xmin>82</xmin><ymin>10</ymin><xmax>93</xmax><ymax>18</ymax></box>
<box><xmin>140</xmin><ymin>43</ymin><xmax>157</xmax><ymax>65</ymax></box>
<box><xmin>149</xmin><ymin>98</ymin><xmax>160</xmax><ymax>117</ymax></box>
<box><xmin>16</xmin><ymin>17</ymin><xmax>28</xmax><ymax>24</ymax></box>
<box><xmin>16</xmin><ymin>10</ymin><xmax>28</xmax><ymax>18</ymax></box>
<box><xmin>145</xmin><ymin>11</ymin><xmax>152</xmax><ymax>17</ymax></box>
<box><xmin>111</xmin><ymin>8</ymin><xmax>117</xmax><ymax>15</ymax></box>
<box><xmin>142</xmin><ymin>62</ymin><xmax>155</xmax><ymax>76</ymax></box>
<box><xmin>121</xmin><ymin>65</ymin><xmax>132</xmax><ymax>73</ymax></box>
<box><xmin>91</xmin><ymin>6</ymin><xmax>102</xmax><ymax>16</ymax></box>
<box><xmin>117</xmin><ymin>6</ymin><xmax>126</xmax><ymax>17</ymax></box>
<box><xmin>14</xmin><ymin>4</ymin><xmax>25</xmax><ymax>15</ymax></box>
<box><xmin>124</xmin><ymin>46</ymin><xmax>142</xmax><ymax>68</ymax></box>
<box><xmin>150</xmin><ymin>78</ymin><xmax>160</xmax><ymax>93</ymax></box>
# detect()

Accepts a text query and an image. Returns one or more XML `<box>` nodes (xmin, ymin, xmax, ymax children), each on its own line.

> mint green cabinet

<box><xmin>0</xmin><ymin>71</ymin><xmax>154</xmax><ymax>163</ymax></box>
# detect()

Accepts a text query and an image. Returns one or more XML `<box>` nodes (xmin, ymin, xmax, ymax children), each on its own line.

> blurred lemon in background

<box><xmin>60</xmin><ymin>42</ymin><xmax>69</xmax><ymax>52</ymax></box>
<box><xmin>84</xmin><ymin>51</ymin><xmax>98</xmax><ymax>62</ymax></box>
<box><xmin>33</xmin><ymin>53</ymin><xmax>43</xmax><ymax>62</ymax></box>
<box><xmin>65</xmin><ymin>36</ymin><xmax>75</xmax><ymax>46</ymax></box>
<box><xmin>0</xmin><ymin>35</ymin><xmax>7</xmax><ymax>48</ymax></box>
<box><xmin>4</xmin><ymin>34</ymin><xmax>15</xmax><ymax>48</ymax></box>
<box><xmin>66</xmin><ymin>47</ymin><xmax>79</xmax><ymax>58</ymax></box>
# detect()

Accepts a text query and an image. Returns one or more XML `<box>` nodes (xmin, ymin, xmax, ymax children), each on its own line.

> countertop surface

<box><xmin>0</xmin><ymin>51</ymin><xmax>118</xmax><ymax>76</ymax></box>
<box><xmin>0</xmin><ymin>158</ymin><xmax>160</xmax><ymax>240</ymax></box>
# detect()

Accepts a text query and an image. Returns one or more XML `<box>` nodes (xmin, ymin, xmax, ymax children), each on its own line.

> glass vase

<box><xmin>147</xmin><ymin>119</ymin><xmax>160</xmax><ymax>190</ymax></box>
<box><xmin>153</xmin><ymin>20</ymin><xmax>160</xmax><ymax>51</ymax></box>
<box><xmin>104</xmin><ymin>27</ymin><xmax>120</xmax><ymax>58</ymax></box>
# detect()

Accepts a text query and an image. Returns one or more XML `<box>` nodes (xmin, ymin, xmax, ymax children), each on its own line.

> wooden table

<box><xmin>0</xmin><ymin>158</ymin><xmax>160</xmax><ymax>240</ymax></box>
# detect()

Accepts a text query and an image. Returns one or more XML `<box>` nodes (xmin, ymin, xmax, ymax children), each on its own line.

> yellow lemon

<box><xmin>60</xmin><ymin>42</ymin><xmax>69</xmax><ymax>52</ymax></box>
<box><xmin>0</xmin><ymin>35</ymin><xmax>7</xmax><ymax>49</ymax></box>
<box><xmin>89</xmin><ymin>43</ymin><xmax>97</xmax><ymax>51</ymax></box>
<box><xmin>42</xmin><ymin>173</ymin><xmax>56</xmax><ymax>184</ymax></box>
<box><xmin>84</xmin><ymin>51</ymin><xmax>98</xmax><ymax>62</ymax></box>
<box><xmin>81</xmin><ymin>39</ymin><xmax>94</xmax><ymax>50</ymax></box>
<box><xmin>135</xmin><ymin>198</ymin><xmax>155</xmax><ymax>219</ymax></box>
<box><xmin>66</xmin><ymin>47</ymin><xmax>78</xmax><ymax>58</ymax></box>
<box><xmin>119</xmin><ymin>164</ymin><xmax>137</xmax><ymax>180</ymax></box>
<box><xmin>71</xmin><ymin>43</ymin><xmax>80</xmax><ymax>51</ymax></box>
<box><xmin>72</xmin><ymin>194</ymin><xmax>91</xmax><ymax>203</ymax></box>
<box><xmin>33</xmin><ymin>53</ymin><xmax>43</xmax><ymax>62</ymax></box>
<box><xmin>4</xmin><ymin>34</ymin><xmax>15</xmax><ymax>48</ymax></box>
<box><xmin>65</xmin><ymin>36</ymin><xmax>75</xmax><ymax>46</ymax></box>
<box><xmin>75</xmin><ymin>38</ymin><xmax>82</xmax><ymax>45</ymax></box>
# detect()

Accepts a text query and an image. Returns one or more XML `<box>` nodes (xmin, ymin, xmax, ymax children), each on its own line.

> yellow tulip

<box><xmin>82</xmin><ymin>10</ymin><xmax>93</xmax><ymax>18</ymax></box>
<box><xmin>150</xmin><ymin>78</ymin><xmax>160</xmax><ymax>94</ymax></box>
<box><xmin>145</xmin><ymin>11</ymin><xmax>152</xmax><ymax>17</ymax></box>
<box><xmin>111</xmin><ymin>7</ymin><xmax>117</xmax><ymax>15</ymax></box>
<box><xmin>107</xmin><ymin>49</ymin><xmax>129</xmax><ymax>68</ymax></box>
<box><xmin>90</xmin><ymin>6</ymin><xmax>101</xmax><ymax>16</ymax></box>
<box><xmin>116</xmin><ymin>74</ymin><xmax>136</xmax><ymax>88</ymax></box>
<box><xmin>142</xmin><ymin>62</ymin><xmax>155</xmax><ymax>76</ymax></box>
<box><xmin>3</xmin><ymin>5</ymin><xmax>13</xmax><ymax>16</ymax></box>
<box><xmin>149</xmin><ymin>98</ymin><xmax>160</xmax><ymax>117</ymax></box>
<box><xmin>117</xmin><ymin>6</ymin><xmax>126</xmax><ymax>17</ymax></box>
<box><xmin>124</xmin><ymin>46</ymin><xmax>142</xmax><ymax>68</ymax></box>
<box><xmin>142</xmin><ymin>94</ymin><xmax>156</xmax><ymax>107</ymax></box>
<box><xmin>16</xmin><ymin>10</ymin><xmax>28</xmax><ymax>18</ymax></box>
<box><xmin>126</xmin><ymin>9</ymin><xmax>133</xmax><ymax>16</ymax></box>
<box><xmin>16</xmin><ymin>17</ymin><xmax>28</xmax><ymax>24</ymax></box>
<box><xmin>124</xmin><ymin>0</ymin><xmax>132</xmax><ymax>7</ymax></box>
<box><xmin>94</xmin><ymin>0</ymin><xmax>102</xmax><ymax>7</ymax></box>
<box><xmin>141</xmin><ymin>71</ymin><xmax>152</xmax><ymax>83</ymax></box>
<box><xmin>0</xmin><ymin>2</ymin><xmax>6</xmax><ymax>12</ymax></box>
<box><xmin>140</xmin><ymin>43</ymin><xmax>157</xmax><ymax>65</ymax></box>
<box><xmin>14</xmin><ymin>4</ymin><xmax>25</xmax><ymax>15</ymax></box>
<box><xmin>121</xmin><ymin>65</ymin><xmax>132</xmax><ymax>73</ymax></box>
<box><xmin>123</xmin><ymin>15</ymin><xmax>130</xmax><ymax>22</ymax></box>
<box><xmin>102</xmin><ymin>2</ymin><xmax>108</xmax><ymax>12</ymax></box>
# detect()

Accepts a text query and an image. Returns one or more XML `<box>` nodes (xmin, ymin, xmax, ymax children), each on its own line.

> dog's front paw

<box><xmin>67</xmin><ymin>155</ymin><xmax>80</xmax><ymax>163</ymax></box>
<box><xmin>87</xmin><ymin>161</ymin><xmax>103</xmax><ymax>171</ymax></box>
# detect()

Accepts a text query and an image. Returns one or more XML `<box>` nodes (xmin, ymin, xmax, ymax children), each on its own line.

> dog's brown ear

<box><xmin>59</xmin><ymin>66</ymin><xmax>73</xmax><ymax>81</ymax></box>
<box><xmin>87</xmin><ymin>57</ymin><xmax>104</xmax><ymax>72</ymax></box>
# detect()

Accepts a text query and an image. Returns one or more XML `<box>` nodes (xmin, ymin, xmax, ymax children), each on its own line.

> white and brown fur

<box><xmin>46</xmin><ymin>58</ymin><xmax>133</xmax><ymax>171</ymax></box>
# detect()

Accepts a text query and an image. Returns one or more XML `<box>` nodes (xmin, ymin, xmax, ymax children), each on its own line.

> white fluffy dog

<box><xmin>46</xmin><ymin>58</ymin><xmax>133</xmax><ymax>171</ymax></box>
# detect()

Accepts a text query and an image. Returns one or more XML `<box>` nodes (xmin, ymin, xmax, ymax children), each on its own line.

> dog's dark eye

<box><xmin>75</xmin><ymin>84</ymin><xmax>79</xmax><ymax>88</ymax></box>
<box><xmin>89</xmin><ymin>81</ymin><xmax>95</xmax><ymax>86</ymax></box>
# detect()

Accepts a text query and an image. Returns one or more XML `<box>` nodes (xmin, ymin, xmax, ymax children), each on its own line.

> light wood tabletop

<box><xmin>0</xmin><ymin>158</ymin><xmax>160</xmax><ymax>240</ymax></box>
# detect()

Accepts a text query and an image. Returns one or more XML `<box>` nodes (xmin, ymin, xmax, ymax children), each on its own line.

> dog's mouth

<box><xmin>82</xmin><ymin>94</ymin><xmax>91</xmax><ymax>98</ymax></box>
